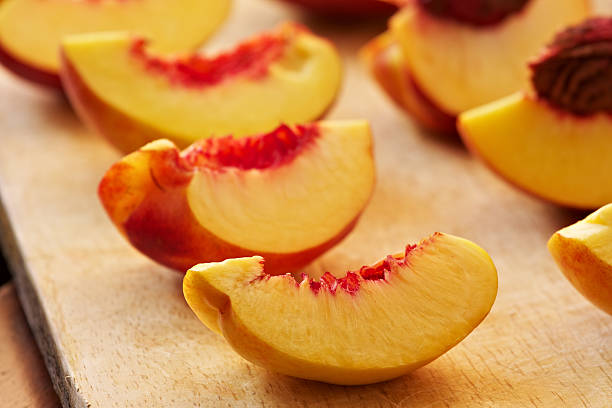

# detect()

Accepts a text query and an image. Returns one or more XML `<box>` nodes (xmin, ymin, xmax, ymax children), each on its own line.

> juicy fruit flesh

<box><xmin>548</xmin><ymin>204</ymin><xmax>612</xmax><ymax>315</ymax></box>
<box><xmin>530</xmin><ymin>17</ymin><xmax>612</xmax><ymax>116</ymax></box>
<box><xmin>130</xmin><ymin>31</ymin><xmax>289</xmax><ymax>88</ymax></box>
<box><xmin>185</xmin><ymin>121</ymin><xmax>374</xmax><ymax>253</ymax></box>
<box><xmin>183</xmin><ymin>124</ymin><xmax>318</xmax><ymax>171</ymax></box>
<box><xmin>184</xmin><ymin>233</ymin><xmax>498</xmax><ymax>385</ymax></box>
<box><xmin>98</xmin><ymin>120</ymin><xmax>374</xmax><ymax>272</ymax></box>
<box><xmin>0</xmin><ymin>0</ymin><xmax>230</xmax><ymax>72</ymax></box>
<box><xmin>459</xmin><ymin>93</ymin><xmax>612</xmax><ymax>209</ymax></box>
<box><xmin>393</xmin><ymin>0</ymin><xmax>590</xmax><ymax>115</ymax></box>
<box><xmin>417</xmin><ymin>0</ymin><xmax>530</xmax><ymax>26</ymax></box>
<box><xmin>61</xmin><ymin>26</ymin><xmax>342</xmax><ymax>144</ymax></box>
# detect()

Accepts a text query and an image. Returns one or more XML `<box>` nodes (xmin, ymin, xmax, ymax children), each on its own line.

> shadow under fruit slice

<box><xmin>365</xmin><ymin>0</ymin><xmax>589</xmax><ymax>131</ymax></box>
<box><xmin>548</xmin><ymin>204</ymin><xmax>612</xmax><ymax>315</ymax></box>
<box><xmin>99</xmin><ymin>120</ymin><xmax>375</xmax><ymax>274</ymax></box>
<box><xmin>277</xmin><ymin>0</ymin><xmax>396</xmax><ymax>17</ymax></box>
<box><xmin>0</xmin><ymin>0</ymin><xmax>230</xmax><ymax>88</ymax></box>
<box><xmin>60</xmin><ymin>23</ymin><xmax>342</xmax><ymax>153</ymax></box>
<box><xmin>183</xmin><ymin>233</ymin><xmax>498</xmax><ymax>385</ymax></box>
<box><xmin>459</xmin><ymin>18</ymin><xmax>612</xmax><ymax>209</ymax></box>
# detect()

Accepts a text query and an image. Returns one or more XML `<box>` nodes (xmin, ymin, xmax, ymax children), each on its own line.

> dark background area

<box><xmin>0</xmin><ymin>251</ymin><xmax>10</xmax><ymax>285</ymax></box>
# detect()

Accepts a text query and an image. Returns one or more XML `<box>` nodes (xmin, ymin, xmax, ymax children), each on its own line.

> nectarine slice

<box><xmin>61</xmin><ymin>24</ymin><xmax>342</xmax><ymax>153</ymax></box>
<box><xmin>0</xmin><ymin>0</ymin><xmax>230</xmax><ymax>87</ymax></box>
<box><xmin>548</xmin><ymin>204</ymin><xmax>612</xmax><ymax>315</ymax></box>
<box><xmin>459</xmin><ymin>94</ymin><xmax>612</xmax><ymax>209</ymax></box>
<box><xmin>361</xmin><ymin>32</ymin><xmax>456</xmax><ymax>133</ymax></box>
<box><xmin>459</xmin><ymin>18</ymin><xmax>612</xmax><ymax>209</ymax></box>
<box><xmin>183</xmin><ymin>232</ymin><xmax>498</xmax><ymax>385</ymax></box>
<box><xmin>366</xmin><ymin>0</ymin><xmax>589</xmax><ymax>130</ymax></box>
<box><xmin>99</xmin><ymin>121</ymin><xmax>374</xmax><ymax>274</ymax></box>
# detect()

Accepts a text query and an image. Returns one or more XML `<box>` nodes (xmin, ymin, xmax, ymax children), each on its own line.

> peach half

<box><xmin>0</xmin><ymin>0</ymin><xmax>230</xmax><ymax>87</ymax></box>
<box><xmin>364</xmin><ymin>0</ymin><xmax>589</xmax><ymax>131</ymax></box>
<box><xmin>60</xmin><ymin>24</ymin><xmax>342</xmax><ymax>153</ymax></box>
<box><xmin>548</xmin><ymin>204</ymin><xmax>612</xmax><ymax>315</ymax></box>
<box><xmin>459</xmin><ymin>18</ymin><xmax>612</xmax><ymax>209</ymax></box>
<box><xmin>99</xmin><ymin>121</ymin><xmax>375</xmax><ymax>274</ymax></box>
<box><xmin>183</xmin><ymin>233</ymin><xmax>498</xmax><ymax>385</ymax></box>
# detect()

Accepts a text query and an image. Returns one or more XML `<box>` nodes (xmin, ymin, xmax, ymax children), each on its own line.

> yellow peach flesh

<box><xmin>392</xmin><ymin>0</ymin><xmax>589</xmax><ymax>115</ymax></box>
<box><xmin>61</xmin><ymin>27</ymin><xmax>342</xmax><ymax>148</ymax></box>
<box><xmin>187</xmin><ymin>121</ymin><xmax>373</xmax><ymax>253</ymax></box>
<box><xmin>0</xmin><ymin>0</ymin><xmax>230</xmax><ymax>73</ymax></box>
<box><xmin>459</xmin><ymin>93</ymin><xmax>612</xmax><ymax>209</ymax></box>
<box><xmin>98</xmin><ymin>120</ymin><xmax>375</xmax><ymax>274</ymax></box>
<box><xmin>184</xmin><ymin>233</ymin><xmax>498</xmax><ymax>385</ymax></box>
<box><xmin>548</xmin><ymin>204</ymin><xmax>612</xmax><ymax>315</ymax></box>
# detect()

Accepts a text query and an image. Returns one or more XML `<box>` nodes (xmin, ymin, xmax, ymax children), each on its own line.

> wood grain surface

<box><xmin>0</xmin><ymin>1</ymin><xmax>610</xmax><ymax>407</ymax></box>
<box><xmin>0</xmin><ymin>284</ymin><xmax>60</xmax><ymax>408</ymax></box>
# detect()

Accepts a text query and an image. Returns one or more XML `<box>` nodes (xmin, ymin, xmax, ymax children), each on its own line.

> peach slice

<box><xmin>183</xmin><ymin>233</ymin><xmax>498</xmax><ymax>385</ymax></box>
<box><xmin>99</xmin><ymin>121</ymin><xmax>374</xmax><ymax>274</ymax></box>
<box><xmin>366</xmin><ymin>0</ymin><xmax>589</xmax><ymax>131</ymax></box>
<box><xmin>0</xmin><ymin>0</ymin><xmax>230</xmax><ymax>87</ymax></box>
<box><xmin>548</xmin><ymin>204</ymin><xmax>612</xmax><ymax>315</ymax></box>
<box><xmin>60</xmin><ymin>24</ymin><xmax>342</xmax><ymax>153</ymax></box>
<box><xmin>459</xmin><ymin>18</ymin><xmax>612</xmax><ymax>209</ymax></box>
<box><xmin>361</xmin><ymin>31</ymin><xmax>456</xmax><ymax>133</ymax></box>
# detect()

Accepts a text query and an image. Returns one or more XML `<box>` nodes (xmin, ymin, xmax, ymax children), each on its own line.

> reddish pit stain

<box><xmin>182</xmin><ymin>123</ymin><xmax>319</xmax><ymax>171</ymax></box>
<box><xmin>248</xmin><ymin>242</ymin><xmax>426</xmax><ymax>296</ymax></box>
<box><xmin>129</xmin><ymin>28</ymin><xmax>294</xmax><ymax>88</ymax></box>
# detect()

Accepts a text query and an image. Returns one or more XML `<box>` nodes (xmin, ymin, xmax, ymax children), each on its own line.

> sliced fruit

<box><xmin>183</xmin><ymin>232</ymin><xmax>498</xmax><ymax>385</ymax></box>
<box><xmin>278</xmin><ymin>0</ymin><xmax>396</xmax><ymax>17</ymax></box>
<box><xmin>459</xmin><ymin>94</ymin><xmax>612</xmax><ymax>209</ymax></box>
<box><xmin>0</xmin><ymin>0</ymin><xmax>230</xmax><ymax>87</ymax></box>
<box><xmin>459</xmin><ymin>18</ymin><xmax>612</xmax><ymax>209</ymax></box>
<box><xmin>99</xmin><ymin>121</ymin><xmax>375</xmax><ymax>275</ymax></box>
<box><xmin>548</xmin><ymin>204</ymin><xmax>612</xmax><ymax>315</ymax></box>
<box><xmin>60</xmin><ymin>23</ymin><xmax>342</xmax><ymax>153</ymax></box>
<box><xmin>366</xmin><ymin>0</ymin><xmax>589</xmax><ymax>130</ymax></box>
<box><xmin>361</xmin><ymin>31</ymin><xmax>456</xmax><ymax>133</ymax></box>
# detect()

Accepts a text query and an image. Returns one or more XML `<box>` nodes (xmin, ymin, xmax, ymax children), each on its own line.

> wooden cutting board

<box><xmin>0</xmin><ymin>1</ymin><xmax>610</xmax><ymax>406</ymax></box>
<box><xmin>0</xmin><ymin>284</ymin><xmax>60</xmax><ymax>408</ymax></box>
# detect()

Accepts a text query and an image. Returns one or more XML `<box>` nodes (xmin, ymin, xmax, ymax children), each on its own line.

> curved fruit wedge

<box><xmin>548</xmin><ymin>204</ymin><xmax>612</xmax><ymax>315</ymax></box>
<box><xmin>278</xmin><ymin>0</ymin><xmax>395</xmax><ymax>17</ymax></box>
<box><xmin>184</xmin><ymin>233</ymin><xmax>498</xmax><ymax>385</ymax></box>
<box><xmin>387</xmin><ymin>0</ymin><xmax>588</xmax><ymax>118</ymax></box>
<box><xmin>361</xmin><ymin>32</ymin><xmax>456</xmax><ymax>133</ymax></box>
<box><xmin>459</xmin><ymin>93</ymin><xmax>612</xmax><ymax>209</ymax></box>
<box><xmin>61</xmin><ymin>23</ymin><xmax>342</xmax><ymax>153</ymax></box>
<box><xmin>0</xmin><ymin>0</ymin><xmax>230</xmax><ymax>87</ymax></box>
<box><xmin>99</xmin><ymin>120</ymin><xmax>374</xmax><ymax>274</ymax></box>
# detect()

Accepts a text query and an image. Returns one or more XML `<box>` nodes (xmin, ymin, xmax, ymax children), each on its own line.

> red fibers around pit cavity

<box><xmin>249</xmin><ymin>244</ymin><xmax>421</xmax><ymax>296</ymax></box>
<box><xmin>130</xmin><ymin>30</ymin><xmax>290</xmax><ymax>88</ymax></box>
<box><xmin>182</xmin><ymin>123</ymin><xmax>319</xmax><ymax>171</ymax></box>
<box><xmin>305</xmin><ymin>244</ymin><xmax>419</xmax><ymax>296</ymax></box>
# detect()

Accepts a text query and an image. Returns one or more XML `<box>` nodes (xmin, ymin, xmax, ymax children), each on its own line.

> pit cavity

<box><xmin>182</xmin><ymin>124</ymin><xmax>319</xmax><ymax>171</ymax></box>
<box><xmin>252</xmin><ymin>244</ymin><xmax>419</xmax><ymax>296</ymax></box>
<box><xmin>129</xmin><ymin>26</ymin><xmax>300</xmax><ymax>88</ymax></box>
